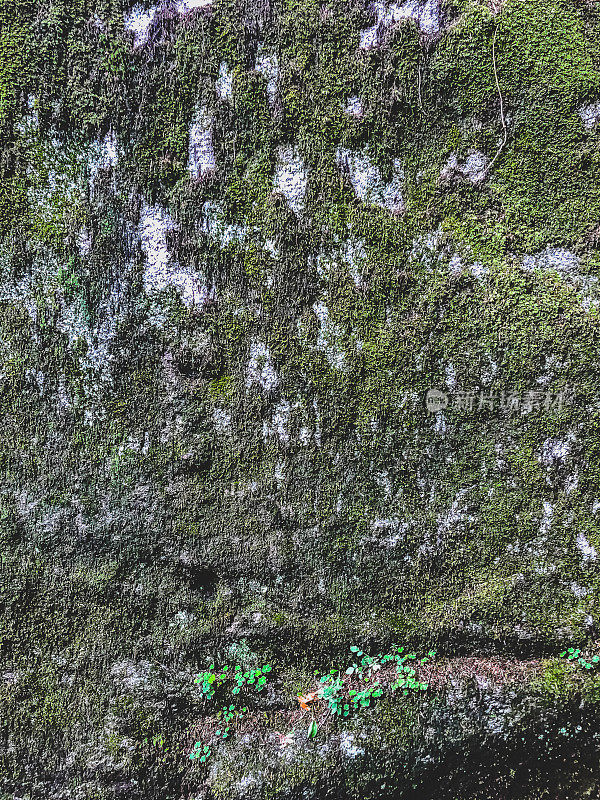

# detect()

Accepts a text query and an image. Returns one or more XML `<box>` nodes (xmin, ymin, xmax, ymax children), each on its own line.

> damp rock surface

<box><xmin>3</xmin><ymin>1</ymin><xmax>600</xmax><ymax>799</ymax></box>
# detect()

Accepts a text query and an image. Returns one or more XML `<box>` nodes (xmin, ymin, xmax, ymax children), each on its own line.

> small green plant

<box><xmin>190</xmin><ymin>646</ymin><xmax>434</xmax><ymax>755</ymax></box>
<box><xmin>349</xmin><ymin>681</ymin><xmax>383</xmax><ymax>709</ymax></box>
<box><xmin>311</xmin><ymin>645</ymin><xmax>434</xmax><ymax>722</ymax></box>
<box><xmin>387</xmin><ymin>646</ymin><xmax>433</xmax><ymax>695</ymax></box>
<box><xmin>189</xmin><ymin>742</ymin><xmax>211</xmax><ymax>762</ymax></box>
<box><xmin>559</xmin><ymin>648</ymin><xmax>600</xmax><ymax>670</ymax></box>
<box><xmin>317</xmin><ymin>672</ymin><xmax>346</xmax><ymax>716</ymax></box>
<box><xmin>194</xmin><ymin>663</ymin><xmax>228</xmax><ymax>700</ymax></box>
<box><xmin>142</xmin><ymin>733</ymin><xmax>167</xmax><ymax>753</ymax></box>
<box><xmin>194</xmin><ymin>663</ymin><xmax>272</xmax><ymax>700</ymax></box>
<box><xmin>189</xmin><ymin>661</ymin><xmax>274</xmax><ymax>761</ymax></box>
<box><xmin>232</xmin><ymin>664</ymin><xmax>271</xmax><ymax>694</ymax></box>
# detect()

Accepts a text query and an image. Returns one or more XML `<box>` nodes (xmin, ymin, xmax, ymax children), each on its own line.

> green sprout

<box><xmin>559</xmin><ymin>648</ymin><xmax>600</xmax><ymax>670</ymax></box>
<box><xmin>312</xmin><ymin>644</ymin><xmax>434</xmax><ymax>724</ymax></box>
<box><xmin>189</xmin><ymin>742</ymin><xmax>211</xmax><ymax>762</ymax></box>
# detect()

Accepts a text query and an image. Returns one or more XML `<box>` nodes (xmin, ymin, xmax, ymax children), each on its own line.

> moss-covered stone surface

<box><xmin>2</xmin><ymin>0</ymin><xmax>600</xmax><ymax>797</ymax></box>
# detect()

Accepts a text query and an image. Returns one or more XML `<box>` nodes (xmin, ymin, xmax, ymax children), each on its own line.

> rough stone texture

<box><xmin>2</xmin><ymin>0</ymin><xmax>600</xmax><ymax>798</ymax></box>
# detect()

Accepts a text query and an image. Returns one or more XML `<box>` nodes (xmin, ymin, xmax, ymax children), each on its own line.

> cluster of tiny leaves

<box><xmin>232</xmin><ymin>664</ymin><xmax>271</xmax><ymax>694</ymax></box>
<box><xmin>189</xmin><ymin>662</ymin><xmax>272</xmax><ymax>760</ymax></box>
<box><xmin>189</xmin><ymin>743</ymin><xmax>210</xmax><ymax>762</ymax></box>
<box><xmin>316</xmin><ymin>645</ymin><xmax>434</xmax><ymax>718</ymax></box>
<box><xmin>559</xmin><ymin>648</ymin><xmax>600</xmax><ymax>670</ymax></box>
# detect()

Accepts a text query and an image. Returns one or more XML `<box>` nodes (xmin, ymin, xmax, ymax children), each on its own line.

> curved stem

<box><xmin>480</xmin><ymin>21</ymin><xmax>508</xmax><ymax>183</ymax></box>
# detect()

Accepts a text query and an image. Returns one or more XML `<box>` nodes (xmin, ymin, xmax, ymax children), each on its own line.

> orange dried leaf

<box><xmin>297</xmin><ymin>692</ymin><xmax>318</xmax><ymax>709</ymax></box>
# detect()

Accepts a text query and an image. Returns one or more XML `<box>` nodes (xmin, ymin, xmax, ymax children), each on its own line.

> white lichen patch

<box><xmin>336</xmin><ymin>148</ymin><xmax>404</xmax><ymax>213</ymax></box>
<box><xmin>6</xmin><ymin>154</ymin><xmax>119</xmax><ymax>409</ymax></box>
<box><xmin>409</xmin><ymin>227</ymin><xmax>454</xmax><ymax>273</ymax></box>
<box><xmin>448</xmin><ymin>253</ymin><xmax>463</xmax><ymax>276</ymax></box>
<box><xmin>171</xmin><ymin>610</ymin><xmax>195</xmax><ymax>629</ymax></box>
<box><xmin>362</xmin><ymin>517</ymin><xmax>409</xmax><ymax>547</ymax></box>
<box><xmin>439</xmin><ymin>150</ymin><xmax>489</xmax><ymax>185</ymax></box>
<box><xmin>262</xmin><ymin>400</ymin><xmax>300</xmax><ymax>445</ymax></box>
<box><xmin>433</xmin><ymin>411</ymin><xmax>446</xmax><ymax>434</ymax></box>
<box><xmin>481</xmin><ymin>357</ymin><xmax>498</xmax><ymax>385</ymax></box>
<box><xmin>419</xmin><ymin>488</ymin><xmax>472</xmax><ymax>558</ymax></box>
<box><xmin>26</xmin><ymin>135</ymin><xmax>90</xmax><ymax>241</ymax></box>
<box><xmin>213</xmin><ymin>407</ymin><xmax>232</xmax><ymax>434</ymax></box>
<box><xmin>344</xmin><ymin>95</ymin><xmax>364</xmax><ymax>118</ymax></box>
<box><xmin>139</xmin><ymin>201</ymin><xmax>211</xmax><ymax>309</ymax></box>
<box><xmin>201</xmin><ymin>200</ymin><xmax>250</xmax><ymax>248</ymax></box>
<box><xmin>88</xmin><ymin>130</ymin><xmax>119</xmax><ymax>195</ymax></box>
<box><xmin>389</xmin><ymin>0</ymin><xmax>441</xmax><ymax>33</ymax></box>
<box><xmin>270</xmin><ymin>402</ymin><xmax>292</xmax><ymax>444</ymax></box>
<box><xmin>100</xmin><ymin>130</ymin><xmax>118</xmax><ymax>168</ymax></box>
<box><xmin>246</xmin><ymin>342</ymin><xmax>279</xmax><ymax>391</ymax></box>
<box><xmin>522</xmin><ymin>247</ymin><xmax>579</xmax><ymax>276</ymax></box>
<box><xmin>339</xmin><ymin>732</ymin><xmax>365</xmax><ymax>759</ymax></box>
<box><xmin>343</xmin><ymin>238</ymin><xmax>369</xmax><ymax>288</ymax></box>
<box><xmin>76</xmin><ymin>227</ymin><xmax>92</xmax><ymax>257</ymax></box>
<box><xmin>273</xmin><ymin>145</ymin><xmax>308</xmax><ymax>215</ymax></box>
<box><xmin>359</xmin><ymin>0</ymin><xmax>440</xmax><ymax>49</ymax></box>
<box><xmin>311</xmin><ymin>250</ymin><xmax>334</xmax><ymax>280</ymax></box>
<box><xmin>216</xmin><ymin>61</ymin><xmax>233</xmax><ymax>101</ymax></box>
<box><xmin>539</xmin><ymin>436</ymin><xmax>572</xmax><ymax>467</ymax></box>
<box><xmin>437</xmin><ymin>489</ymin><xmax>473</xmax><ymax>536</ymax></box>
<box><xmin>571</xmin><ymin>583</ymin><xmax>590</xmax><ymax>600</ymax></box>
<box><xmin>314</xmin><ymin>238</ymin><xmax>369</xmax><ymax>288</ymax></box>
<box><xmin>521</xmin><ymin>248</ymin><xmax>600</xmax><ymax>309</ymax></box>
<box><xmin>565</xmin><ymin>469</ymin><xmax>579</xmax><ymax>495</ymax></box>
<box><xmin>263</xmin><ymin>238</ymin><xmax>280</xmax><ymax>260</ymax></box>
<box><xmin>447</xmin><ymin>251</ymin><xmax>487</xmax><ymax>281</ymax></box>
<box><xmin>539</xmin><ymin>501</ymin><xmax>553</xmax><ymax>535</ymax></box>
<box><xmin>117</xmin><ymin>432</ymin><xmax>150</xmax><ymax>458</ymax></box>
<box><xmin>374</xmin><ymin>470</ymin><xmax>394</xmax><ymax>499</ymax></box>
<box><xmin>312</xmin><ymin>300</ymin><xmax>346</xmax><ymax>370</ymax></box>
<box><xmin>298</xmin><ymin>426</ymin><xmax>312</xmax><ymax>445</ymax></box>
<box><xmin>176</xmin><ymin>0</ymin><xmax>212</xmax><ymax>10</ymax></box>
<box><xmin>359</xmin><ymin>8</ymin><xmax>381</xmax><ymax>49</ymax></box>
<box><xmin>124</xmin><ymin>4</ymin><xmax>158</xmax><ymax>47</ymax></box>
<box><xmin>255</xmin><ymin>45</ymin><xmax>279</xmax><ymax>105</ymax></box>
<box><xmin>520</xmin><ymin>250</ymin><xmax>595</xmax><ymax>313</ymax></box>
<box><xmin>139</xmin><ymin>201</ymin><xmax>174</xmax><ymax>286</ymax></box>
<box><xmin>110</xmin><ymin>660</ymin><xmax>152</xmax><ymax>692</ymax></box>
<box><xmin>56</xmin><ymin>375</ymin><xmax>71</xmax><ymax>411</ymax></box>
<box><xmin>56</xmin><ymin>287</ymin><xmax>123</xmax><ymax>385</ymax></box>
<box><xmin>163</xmin><ymin>269</ymin><xmax>211</xmax><ymax>309</ymax></box>
<box><xmin>578</xmin><ymin>102</ymin><xmax>600</xmax><ymax>132</ymax></box>
<box><xmin>25</xmin><ymin>368</ymin><xmax>44</xmax><ymax>392</ymax></box>
<box><xmin>188</xmin><ymin>106</ymin><xmax>216</xmax><ymax>179</ymax></box>
<box><xmin>15</xmin><ymin>94</ymin><xmax>39</xmax><ymax>136</ymax></box>
<box><xmin>416</xmin><ymin>0</ymin><xmax>441</xmax><ymax>33</ymax></box>
<box><xmin>470</xmin><ymin>261</ymin><xmax>488</xmax><ymax>280</ymax></box>
<box><xmin>576</xmin><ymin>532</ymin><xmax>597</xmax><ymax>563</ymax></box>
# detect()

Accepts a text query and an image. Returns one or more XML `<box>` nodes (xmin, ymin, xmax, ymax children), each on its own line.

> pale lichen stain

<box><xmin>273</xmin><ymin>146</ymin><xmax>308</xmax><ymax>215</ymax></box>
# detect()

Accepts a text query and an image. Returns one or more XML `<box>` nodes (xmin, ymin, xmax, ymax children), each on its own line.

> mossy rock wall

<box><xmin>2</xmin><ymin>1</ymin><xmax>600</xmax><ymax>798</ymax></box>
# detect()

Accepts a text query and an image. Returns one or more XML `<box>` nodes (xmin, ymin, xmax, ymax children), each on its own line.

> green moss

<box><xmin>534</xmin><ymin>658</ymin><xmax>593</xmax><ymax>700</ymax></box>
<box><xmin>429</xmin><ymin>0</ymin><xmax>600</xmax><ymax>250</ymax></box>
<box><xmin>2</xmin><ymin>0</ymin><xmax>600</xmax><ymax>796</ymax></box>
